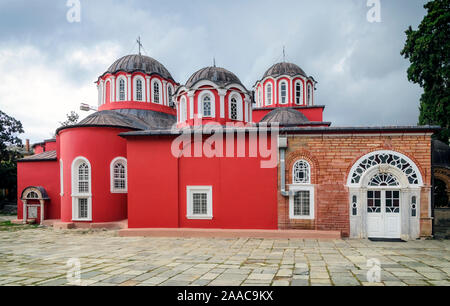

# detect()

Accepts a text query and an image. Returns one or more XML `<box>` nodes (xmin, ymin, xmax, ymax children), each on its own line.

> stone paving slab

<box><xmin>0</xmin><ymin>226</ymin><xmax>449</xmax><ymax>286</ymax></box>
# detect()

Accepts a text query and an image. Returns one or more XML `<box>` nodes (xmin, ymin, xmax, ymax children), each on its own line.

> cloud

<box><xmin>0</xmin><ymin>0</ymin><xmax>428</xmax><ymax>143</ymax></box>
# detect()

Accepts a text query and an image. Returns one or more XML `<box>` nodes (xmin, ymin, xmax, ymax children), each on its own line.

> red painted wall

<box><xmin>58</xmin><ymin>127</ymin><xmax>129</xmax><ymax>223</ymax></box>
<box><xmin>126</xmin><ymin>134</ymin><xmax>278</xmax><ymax>229</ymax></box>
<box><xmin>17</xmin><ymin>160</ymin><xmax>60</xmax><ymax>220</ymax></box>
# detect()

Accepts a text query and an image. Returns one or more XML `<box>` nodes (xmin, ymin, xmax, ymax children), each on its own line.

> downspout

<box><xmin>431</xmin><ymin>139</ymin><xmax>435</xmax><ymax>237</ymax></box>
<box><xmin>279</xmin><ymin>135</ymin><xmax>289</xmax><ymax>197</ymax></box>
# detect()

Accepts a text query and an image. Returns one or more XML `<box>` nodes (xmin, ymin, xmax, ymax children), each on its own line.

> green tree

<box><xmin>59</xmin><ymin>111</ymin><xmax>79</xmax><ymax>127</ymax></box>
<box><xmin>401</xmin><ymin>0</ymin><xmax>450</xmax><ymax>144</ymax></box>
<box><xmin>0</xmin><ymin>110</ymin><xmax>24</xmax><ymax>201</ymax></box>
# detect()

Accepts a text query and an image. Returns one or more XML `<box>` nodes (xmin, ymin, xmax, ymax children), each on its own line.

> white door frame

<box><xmin>366</xmin><ymin>189</ymin><xmax>401</xmax><ymax>238</ymax></box>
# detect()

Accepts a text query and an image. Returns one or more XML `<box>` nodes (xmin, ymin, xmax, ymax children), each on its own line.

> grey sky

<box><xmin>0</xmin><ymin>0</ymin><xmax>428</xmax><ymax>143</ymax></box>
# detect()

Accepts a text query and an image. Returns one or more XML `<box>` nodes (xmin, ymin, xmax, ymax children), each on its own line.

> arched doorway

<box><xmin>20</xmin><ymin>186</ymin><xmax>49</xmax><ymax>225</ymax></box>
<box><xmin>347</xmin><ymin>150</ymin><xmax>423</xmax><ymax>240</ymax></box>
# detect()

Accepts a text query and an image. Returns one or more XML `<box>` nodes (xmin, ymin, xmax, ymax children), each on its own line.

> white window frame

<box><xmin>71</xmin><ymin>157</ymin><xmax>92</xmax><ymax>221</ymax></box>
<box><xmin>279</xmin><ymin>80</ymin><xmax>288</xmax><ymax>105</ymax></box>
<box><xmin>228</xmin><ymin>93</ymin><xmax>243</xmax><ymax>121</ymax></box>
<box><xmin>307</xmin><ymin>83</ymin><xmax>312</xmax><ymax>106</ymax></box>
<box><xmin>289</xmin><ymin>185</ymin><xmax>315</xmax><ymax>220</ymax></box>
<box><xmin>294</xmin><ymin>81</ymin><xmax>303</xmax><ymax>105</ymax></box>
<box><xmin>293</xmin><ymin>160</ymin><xmax>311</xmax><ymax>184</ymax></box>
<box><xmin>116</xmin><ymin>76</ymin><xmax>127</xmax><ymax>101</ymax></box>
<box><xmin>110</xmin><ymin>157</ymin><xmax>127</xmax><ymax>193</ymax></box>
<box><xmin>167</xmin><ymin>84</ymin><xmax>174</xmax><ymax>106</ymax></box>
<box><xmin>186</xmin><ymin>186</ymin><xmax>213</xmax><ymax>220</ymax></box>
<box><xmin>151</xmin><ymin>79</ymin><xmax>162</xmax><ymax>104</ymax></box>
<box><xmin>198</xmin><ymin>90</ymin><xmax>215</xmax><ymax>118</ymax></box>
<box><xmin>265</xmin><ymin>83</ymin><xmax>273</xmax><ymax>106</ymax></box>
<box><xmin>133</xmin><ymin>75</ymin><xmax>145</xmax><ymax>102</ymax></box>
<box><xmin>179</xmin><ymin>96</ymin><xmax>187</xmax><ymax>122</ymax></box>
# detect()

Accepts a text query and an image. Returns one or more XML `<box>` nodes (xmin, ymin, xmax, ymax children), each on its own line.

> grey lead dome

<box><xmin>263</xmin><ymin>62</ymin><xmax>307</xmax><ymax>79</ymax></box>
<box><xmin>103</xmin><ymin>54</ymin><xmax>174</xmax><ymax>81</ymax></box>
<box><xmin>185</xmin><ymin>66</ymin><xmax>244</xmax><ymax>88</ymax></box>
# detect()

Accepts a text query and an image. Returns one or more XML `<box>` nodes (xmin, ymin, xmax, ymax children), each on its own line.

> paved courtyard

<box><xmin>0</xmin><ymin>221</ymin><xmax>449</xmax><ymax>286</ymax></box>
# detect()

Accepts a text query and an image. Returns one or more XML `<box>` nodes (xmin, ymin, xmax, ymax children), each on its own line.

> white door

<box><xmin>367</xmin><ymin>190</ymin><xmax>401</xmax><ymax>238</ymax></box>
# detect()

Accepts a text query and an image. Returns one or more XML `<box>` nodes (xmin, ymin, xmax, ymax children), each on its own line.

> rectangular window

<box><xmin>78</xmin><ymin>198</ymin><xmax>88</xmax><ymax>219</ymax></box>
<box><xmin>187</xmin><ymin>186</ymin><xmax>213</xmax><ymax>220</ymax></box>
<box><xmin>289</xmin><ymin>186</ymin><xmax>314</xmax><ymax>220</ymax></box>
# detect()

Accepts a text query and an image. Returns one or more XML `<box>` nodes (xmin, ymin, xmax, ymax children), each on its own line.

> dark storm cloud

<box><xmin>0</xmin><ymin>0</ymin><xmax>429</xmax><ymax>142</ymax></box>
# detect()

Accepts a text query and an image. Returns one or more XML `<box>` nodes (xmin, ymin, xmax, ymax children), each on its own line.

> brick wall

<box><xmin>278</xmin><ymin>134</ymin><xmax>432</xmax><ymax>237</ymax></box>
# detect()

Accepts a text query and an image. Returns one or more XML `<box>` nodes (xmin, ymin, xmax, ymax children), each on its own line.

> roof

<box><xmin>433</xmin><ymin>140</ymin><xmax>450</xmax><ymax>169</ymax></box>
<box><xmin>19</xmin><ymin>150</ymin><xmax>57</xmax><ymax>162</ymax></box>
<box><xmin>20</xmin><ymin>186</ymin><xmax>50</xmax><ymax>200</ymax></box>
<box><xmin>260</xmin><ymin>108</ymin><xmax>310</xmax><ymax>126</ymax></box>
<box><xmin>120</xmin><ymin>125</ymin><xmax>441</xmax><ymax>137</ymax></box>
<box><xmin>101</xmin><ymin>54</ymin><xmax>174</xmax><ymax>81</ymax></box>
<box><xmin>263</xmin><ymin>62</ymin><xmax>308</xmax><ymax>79</ymax></box>
<box><xmin>185</xmin><ymin>66</ymin><xmax>245</xmax><ymax>88</ymax></box>
<box><xmin>56</xmin><ymin>109</ymin><xmax>177</xmax><ymax>134</ymax></box>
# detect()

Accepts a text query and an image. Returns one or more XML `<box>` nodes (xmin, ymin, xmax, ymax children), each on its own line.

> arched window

<box><xmin>280</xmin><ymin>81</ymin><xmax>287</xmax><ymax>104</ymax></box>
<box><xmin>230</xmin><ymin>97</ymin><xmax>238</xmax><ymax>120</ymax></box>
<box><xmin>266</xmin><ymin>83</ymin><xmax>273</xmax><ymax>106</ymax></box>
<box><xmin>71</xmin><ymin>157</ymin><xmax>92</xmax><ymax>221</ymax></box>
<box><xmin>118</xmin><ymin>78</ymin><xmax>126</xmax><ymax>101</ymax></box>
<box><xmin>203</xmin><ymin>95</ymin><xmax>212</xmax><ymax>117</ymax></box>
<box><xmin>111</xmin><ymin>157</ymin><xmax>127</xmax><ymax>193</ymax></box>
<box><xmin>168</xmin><ymin>86</ymin><xmax>173</xmax><ymax>106</ymax></box>
<box><xmin>293</xmin><ymin>160</ymin><xmax>311</xmax><ymax>184</ymax></box>
<box><xmin>152</xmin><ymin>80</ymin><xmax>160</xmax><ymax>104</ymax></box>
<box><xmin>135</xmin><ymin>79</ymin><xmax>143</xmax><ymax>101</ymax></box>
<box><xmin>26</xmin><ymin>191</ymin><xmax>39</xmax><ymax>199</ymax></box>
<box><xmin>180</xmin><ymin>97</ymin><xmax>187</xmax><ymax>122</ymax></box>
<box><xmin>368</xmin><ymin>173</ymin><xmax>400</xmax><ymax>187</ymax></box>
<box><xmin>307</xmin><ymin>84</ymin><xmax>312</xmax><ymax>105</ymax></box>
<box><xmin>295</xmin><ymin>81</ymin><xmax>303</xmax><ymax>105</ymax></box>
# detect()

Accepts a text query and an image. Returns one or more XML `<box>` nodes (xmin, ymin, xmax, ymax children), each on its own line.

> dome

<box><xmin>260</xmin><ymin>108</ymin><xmax>310</xmax><ymax>126</ymax></box>
<box><xmin>263</xmin><ymin>62</ymin><xmax>307</xmax><ymax>79</ymax></box>
<box><xmin>103</xmin><ymin>54</ymin><xmax>174</xmax><ymax>81</ymax></box>
<box><xmin>185</xmin><ymin>66</ymin><xmax>244</xmax><ymax>88</ymax></box>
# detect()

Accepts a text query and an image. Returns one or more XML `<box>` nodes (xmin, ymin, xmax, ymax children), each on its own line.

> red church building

<box><xmin>16</xmin><ymin>54</ymin><xmax>438</xmax><ymax>240</ymax></box>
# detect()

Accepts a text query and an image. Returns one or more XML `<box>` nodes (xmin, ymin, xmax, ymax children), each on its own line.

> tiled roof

<box><xmin>185</xmin><ymin>66</ymin><xmax>245</xmax><ymax>89</ymax></box>
<box><xmin>19</xmin><ymin>150</ymin><xmax>57</xmax><ymax>162</ymax></box>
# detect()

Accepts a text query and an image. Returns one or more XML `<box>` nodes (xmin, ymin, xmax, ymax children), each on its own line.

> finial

<box><xmin>137</xmin><ymin>36</ymin><xmax>143</xmax><ymax>55</ymax></box>
<box><xmin>213</xmin><ymin>57</ymin><xmax>216</xmax><ymax>67</ymax></box>
<box><xmin>283</xmin><ymin>46</ymin><xmax>286</xmax><ymax>62</ymax></box>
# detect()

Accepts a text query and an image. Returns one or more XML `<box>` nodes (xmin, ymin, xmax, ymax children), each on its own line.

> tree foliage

<box><xmin>59</xmin><ymin>111</ymin><xmax>79</xmax><ymax>127</ymax></box>
<box><xmin>0</xmin><ymin>110</ymin><xmax>24</xmax><ymax>201</ymax></box>
<box><xmin>401</xmin><ymin>0</ymin><xmax>450</xmax><ymax>144</ymax></box>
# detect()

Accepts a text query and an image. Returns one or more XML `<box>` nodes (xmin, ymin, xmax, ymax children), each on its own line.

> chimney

<box><xmin>25</xmin><ymin>139</ymin><xmax>30</xmax><ymax>152</ymax></box>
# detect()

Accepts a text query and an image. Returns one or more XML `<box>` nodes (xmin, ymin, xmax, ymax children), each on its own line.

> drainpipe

<box><xmin>279</xmin><ymin>135</ymin><xmax>290</xmax><ymax>197</ymax></box>
<box><xmin>431</xmin><ymin>139</ymin><xmax>435</xmax><ymax>237</ymax></box>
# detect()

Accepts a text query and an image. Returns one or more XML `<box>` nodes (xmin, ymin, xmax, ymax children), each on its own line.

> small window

<box><xmin>280</xmin><ymin>81</ymin><xmax>287</xmax><ymax>104</ymax></box>
<box><xmin>136</xmin><ymin>79</ymin><xmax>143</xmax><ymax>101</ymax></box>
<box><xmin>180</xmin><ymin>97</ymin><xmax>187</xmax><ymax>122</ymax></box>
<box><xmin>187</xmin><ymin>186</ymin><xmax>213</xmax><ymax>219</ymax></box>
<box><xmin>295</xmin><ymin>82</ymin><xmax>303</xmax><ymax>105</ymax></box>
<box><xmin>289</xmin><ymin>186</ymin><xmax>314</xmax><ymax>219</ymax></box>
<box><xmin>111</xmin><ymin>157</ymin><xmax>127</xmax><ymax>193</ymax></box>
<box><xmin>203</xmin><ymin>95</ymin><xmax>212</xmax><ymax>117</ymax></box>
<box><xmin>153</xmin><ymin>81</ymin><xmax>160</xmax><ymax>104</ymax></box>
<box><xmin>352</xmin><ymin>195</ymin><xmax>358</xmax><ymax>216</ymax></box>
<box><xmin>119</xmin><ymin>79</ymin><xmax>126</xmax><ymax>101</ymax></box>
<box><xmin>230</xmin><ymin>97</ymin><xmax>238</xmax><ymax>120</ymax></box>
<box><xmin>26</xmin><ymin>191</ymin><xmax>39</xmax><ymax>199</ymax></box>
<box><xmin>293</xmin><ymin>160</ymin><xmax>311</xmax><ymax>184</ymax></box>
<box><xmin>307</xmin><ymin>84</ymin><xmax>312</xmax><ymax>105</ymax></box>
<box><xmin>266</xmin><ymin>83</ymin><xmax>273</xmax><ymax>105</ymax></box>
<box><xmin>411</xmin><ymin>196</ymin><xmax>417</xmax><ymax>217</ymax></box>
<box><xmin>168</xmin><ymin>86</ymin><xmax>173</xmax><ymax>106</ymax></box>
<box><xmin>78</xmin><ymin>198</ymin><xmax>88</xmax><ymax>219</ymax></box>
